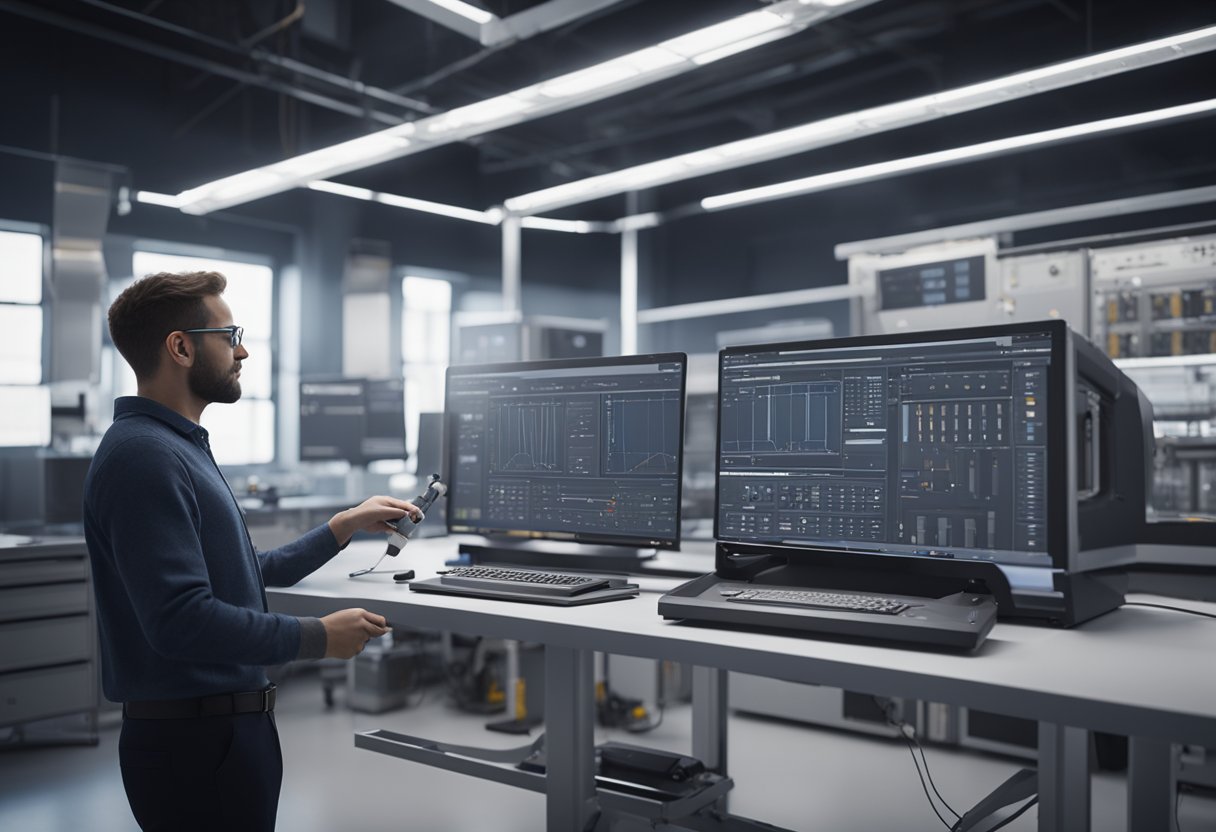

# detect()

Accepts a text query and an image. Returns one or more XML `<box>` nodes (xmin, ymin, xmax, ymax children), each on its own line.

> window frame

<box><xmin>0</xmin><ymin>222</ymin><xmax>49</xmax><ymax>448</ymax></box>
<box><xmin>127</xmin><ymin>245</ymin><xmax>279</xmax><ymax>467</ymax></box>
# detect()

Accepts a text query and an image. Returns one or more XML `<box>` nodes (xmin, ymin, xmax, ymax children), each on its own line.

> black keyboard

<box><xmin>438</xmin><ymin>566</ymin><xmax>612</xmax><ymax>597</ymax></box>
<box><xmin>722</xmin><ymin>588</ymin><xmax>910</xmax><ymax>615</ymax></box>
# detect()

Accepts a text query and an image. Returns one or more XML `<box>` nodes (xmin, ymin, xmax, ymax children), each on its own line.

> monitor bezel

<box><xmin>713</xmin><ymin>320</ymin><xmax>1069</xmax><ymax>571</ymax></box>
<box><xmin>444</xmin><ymin>352</ymin><xmax>688</xmax><ymax>550</ymax></box>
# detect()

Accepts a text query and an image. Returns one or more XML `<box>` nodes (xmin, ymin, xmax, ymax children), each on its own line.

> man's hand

<box><xmin>320</xmin><ymin>608</ymin><xmax>389</xmax><ymax>659</ymax></box>
<box><xmin>329</xmin><ymin>495</ymin><xmax>421</xmax><ymax>547</ymax></box>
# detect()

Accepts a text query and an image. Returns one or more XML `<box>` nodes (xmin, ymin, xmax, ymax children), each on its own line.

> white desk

<box><xmin>267</xmin><ymin>538</ymin><xmax>1216</xmax><ymax>831</ymax></box>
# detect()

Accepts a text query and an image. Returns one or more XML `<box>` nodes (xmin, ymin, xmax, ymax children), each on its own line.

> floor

<box><xmin>1</xmin><ymin>669</ymin><xmax>1213</xmax><ymax>832</ymax></box>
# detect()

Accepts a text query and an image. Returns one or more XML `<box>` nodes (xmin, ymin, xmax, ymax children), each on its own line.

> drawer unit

<box><xmin>0</xmin><ymin>582</ymin><xmax>90</xmax><ymax>622</ymax></box>
<box><xmin>0</xmin><ymin>557</ymin><xmax>88</xmax><ymax>587</ymax></box>
<box><xmin>0</xmin><ymin>615</ymin><xmax>93</xmax><ymax>673</ymax></box>
<box><xmin>0</xmin><ymin>537</ymin><xmax>97</xmax><ymax>733</ymax></box>
<box><xmin>0</xmin><ymin>663</ymin><xmax>96</xmax><ymax>726</ymax></box>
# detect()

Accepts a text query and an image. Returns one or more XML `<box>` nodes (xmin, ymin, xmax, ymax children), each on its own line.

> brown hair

<box><xmin>108</xmin><ymin>271</ymin><xmax>228</xmax><ymax>379</ymax></box>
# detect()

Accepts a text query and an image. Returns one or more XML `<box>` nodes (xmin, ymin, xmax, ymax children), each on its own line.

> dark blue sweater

<box><xmin>84</xmin><ymin>396</ymin><xmax>335</xmax><ymax>702</ymax></box>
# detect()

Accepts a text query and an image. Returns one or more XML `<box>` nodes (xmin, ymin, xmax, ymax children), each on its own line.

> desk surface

<box><xmin>268</xmin><ymin>537</ymin><xmax>1216</xmax><ymax>747</ymax></box>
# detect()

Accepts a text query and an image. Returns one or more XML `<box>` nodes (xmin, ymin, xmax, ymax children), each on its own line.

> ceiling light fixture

<box><xmin>504</xmin><ymin>23</ymin><xmax>1216</xmax><ymax>215</ymax></box>
<box><xmin>304</xmin><ymin>180</ymin><xmax>616</xmax><ymax>232</ymax></box>
<box><xmin>134</xmin><ymin>190</ymin><xmax>183</xmax><ymax>208</ymax></box>
<box><xmin>426</xmin><ymin>0</ymin><xmax>495</xmax><ymax>25</ymax></box>
<box><xmin>519</xmin><ymin>216</ymin><xmax>605</xmax><ymax>233</ymax></box>
<box><xmin>699</xmin><ymin>98</ymin><xmax>1216</xmax><ymax>211</ymax></box>
<box><xmin>171</xmin><ymin>0</ymin><xmax>880</xmax><ymax>215</ymax></box>
<box><xmin>306</xmin><ymin>180</ymin><xmax>502</xmax><ymax>224</ymax></box>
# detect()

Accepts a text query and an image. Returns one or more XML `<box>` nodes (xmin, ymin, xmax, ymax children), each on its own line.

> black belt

<box><xmin>123</xmin><ymin>684</ymin><xmax>276</xmax><ymax>719</ymax></box>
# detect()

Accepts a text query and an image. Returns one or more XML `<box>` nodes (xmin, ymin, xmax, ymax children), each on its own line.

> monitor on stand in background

<box><xmin>300</xmin><ymin>379</ymin><xmax>366</xmax><ymax>463</ymax></box>
<box><xmin>299</xmin><ymin>378</ymin><xmax>407</xmax><ymax>465</ymax></box>
<box><xmin>445</xmin><ymin>353</ymin><xmax>687</xmax><ymax>572</ymax></box>
<box><xmin>362</xmin><ymin>379</ymin><xmax>407</xmax><ymax>463</ymax></box>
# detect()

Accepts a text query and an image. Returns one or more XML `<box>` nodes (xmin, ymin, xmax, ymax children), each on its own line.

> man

<box><xmin>84</xmin><ymin>270</ymin><xmax>419</xmax><ymax>831</ymax></box>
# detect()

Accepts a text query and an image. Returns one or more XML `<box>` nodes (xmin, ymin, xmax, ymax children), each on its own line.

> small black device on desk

<box><xmin>409</xmin><ymin>565</ymin><xmax>639</xmax><ymax>606</ymax></box>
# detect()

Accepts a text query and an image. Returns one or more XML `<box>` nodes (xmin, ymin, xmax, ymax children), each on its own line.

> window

<box><xmin>131</xmin><ymin>251</ymin><xmax>275</xmax><ymax>465</ymax></box>
<box><xmin>0</xmin><ymin>228</ymin><xmax>47</xmax><ymax>447</ymax></box>
<box><xmin>401</xmin><ymin>275</ymin><xmax>452</xmax><ymax>465</ymax></box>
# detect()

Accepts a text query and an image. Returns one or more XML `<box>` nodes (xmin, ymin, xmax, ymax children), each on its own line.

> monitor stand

<box><xmin>455</xmin><ymin>539</ymin><xmax>658</xmax><ymax>574</ymax></box>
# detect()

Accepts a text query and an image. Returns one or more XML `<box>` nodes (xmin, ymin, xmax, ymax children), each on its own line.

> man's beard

<box><xmin>188</xmin><ymin>350</ymin><xmax>242</xmax><ymax>404</ymax></box>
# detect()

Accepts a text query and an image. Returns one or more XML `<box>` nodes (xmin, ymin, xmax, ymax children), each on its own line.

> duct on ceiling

<box><xmin>50</xmin><ymin>160</ymin><xmax>113</xmax><ymax>385</ymax></box>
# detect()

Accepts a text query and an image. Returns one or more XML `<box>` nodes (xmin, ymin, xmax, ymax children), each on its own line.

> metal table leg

<box><xmin>1038</xmin><ymin>723</ymin><xmax>1090</xmax><ymax>832</ymax></box>
<box><xmin>692</xmin><ymin>666</ymin><xmax>729</xmax><ymax>775</ymax></box>
<box><xmin>692</xmin><ymin>665</ymin><xmax>729</xmax><ymax>817</ymax></box>
<box><xmin>545</xmin><ymin>645</ymin><xmax>597</xmax><ymax>831</ymax></box>
<box><xmin>1128</xmin><ymin>737</ymin><xmax>1177</xmax><ymax>831</ymax></box>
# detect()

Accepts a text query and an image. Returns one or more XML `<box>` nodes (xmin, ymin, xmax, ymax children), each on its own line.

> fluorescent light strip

<box><xmin>1115</xmin><ymin>354</ymin><xmax>1216</xmax><ymax>370</ymax></box>
<box><xmin>700</xmin><ymin>98</ymin><xmax>1216</xmax><ymax>211</ymax></box>
<box><xmin>375</xmin><ymin>192</ymin><xmax>501</xmax><ymax>225</ymax></box>
<box><xmin>172</xmin><ymin>0</ymin><xmax>879</xmax><ymax>215</ymax></box>
<box><xmin>306</xmin><ymin>180</ymin><xmax>501</xmax><ymax>224</ymax></box>
<box><xmin>427</xmin><ymin>0</ymin><xmax>495</xmax><ymax>25</ymax></box>
<box><xmin>613</xmin><ymin>212</ymin><xmax>663</xmax><ymax>232</ymax></box>
<box><xmin>519</xmin><ymin>216</ymin><xmax>602</xmax><ymax>233</ymax></box>
<box><xmin>505</xmin><ymin>24</ymin><xmax>1216</xmax><ymax>214</ymax></box>
<box><xmin>306</xmin><ymin>180</ymin><xmax>616</xmax><ymax>233</ymax></box>
<box><xmin>134</xmin><ymin>190</ymin><xmax>184</xmax><ymax>208</ymax></box>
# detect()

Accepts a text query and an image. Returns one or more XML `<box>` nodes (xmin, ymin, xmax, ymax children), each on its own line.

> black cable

<box><xmin>903</xmin><ymin>737</ymin><xmax>955</xmax><ymax>830</ymax></box>
<box><xmin>907</xmin><ymin>732</ymin><xmax>961</xmax><ymax>820</ymax></box>
<box><xmin>1124</xmin><ymin>602</ymin><xmax>1216</xmax><ymax>620</ymax></box>
<box><xmin>984</xmin><ymin>796</ymin><xmax>1038</xmax><ymax>832</ymax></box>
<box><xmin>873</xmin><ymin>695</ymin><xmax>959</xmax><ymax>824</ymax></box>
<box><xmin>1176</xmin><ymin>784</ymin><xmax>1184</xmax><ymax>832</ymax></box>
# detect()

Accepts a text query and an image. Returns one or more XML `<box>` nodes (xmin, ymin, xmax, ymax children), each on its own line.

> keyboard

<box><xmin>438</xmin><ymin>566</ymin><xmax>612</xmax><ymax>597</ymax></box>
<box><xmin>722</xmin><ymin>588</ymin><xmax>910</xmax><ymax>615</ymax></box>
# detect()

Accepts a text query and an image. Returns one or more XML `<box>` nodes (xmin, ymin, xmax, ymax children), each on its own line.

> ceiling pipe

<box><xmin>0</xmin><ymin>0</ymin><xmax>413</xmax><ymax>126</ymax></box>
<box><xmin>72</xmin><ymin>0</ymin><xmax>435</xmax><ymax>114</ymax></box>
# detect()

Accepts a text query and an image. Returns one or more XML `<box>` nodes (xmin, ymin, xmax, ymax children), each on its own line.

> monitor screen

<box><xmin>445</xmin><ymin>353</ymin><xmax>687</xmax><ymax>548</ymax></box>
<box><xmin>716</xmin><ymin>323</ymin><xmax>1063</xmax><ymax>569</ymax></box>
<box><xmin>300</xmin><ymin>378</ymin><xmax>407</xmax><ymax>464</ymax></box>
<box><xmin>879</xmin><ymin>256</ymin><xmax>986</xmax><ymax>310</ymax></box>
<box><xmin>362</xmin><ymin>379</ymin><xmax>407</xmax><ymax>462</ymax></box>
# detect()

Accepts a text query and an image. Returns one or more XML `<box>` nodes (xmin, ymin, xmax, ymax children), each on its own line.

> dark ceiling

<box><xmin>1</xmin><ymin>0</ymin><xmax>1214</xmax><ymax>226</ymax></box>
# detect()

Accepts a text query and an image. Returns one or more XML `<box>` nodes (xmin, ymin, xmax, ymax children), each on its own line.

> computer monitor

<box><xmin>715</xmin><ymin>320</ymin><xmax>1152</xmax><ymax>623</ymax></box>
<box><xmin>445</xmin><ymin>353</ymin><xmax>687</xmax><ymax>549</ymax></box>
<box><xmin>299</xmin><ymin>378</ymin><xmax>407</xmax><ymax>464</ymax></box>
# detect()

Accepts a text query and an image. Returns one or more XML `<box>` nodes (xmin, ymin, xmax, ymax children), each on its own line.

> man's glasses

<box><xmin>183</xmin><ymin>325</ymin><xmax>244</xmax><ymax>348</ymax></box>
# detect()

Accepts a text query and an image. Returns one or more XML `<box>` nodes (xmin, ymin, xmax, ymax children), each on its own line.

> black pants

<box><xmin>119</xmin><ymin>711</ymin><xmax>283</xmax><ymax>832</ymax></box>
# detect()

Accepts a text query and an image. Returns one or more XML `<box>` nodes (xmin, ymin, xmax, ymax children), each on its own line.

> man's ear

<box><xmin>165</xmin><ymin>332</ymin><xmax>194</xmax><ymax>367</ymax></box>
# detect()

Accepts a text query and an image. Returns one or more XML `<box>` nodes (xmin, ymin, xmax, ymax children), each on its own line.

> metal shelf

<box><xmin>355</xmin><ymin>728</ymin><xmax>738</xmax><ymax>826</ymax></box>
